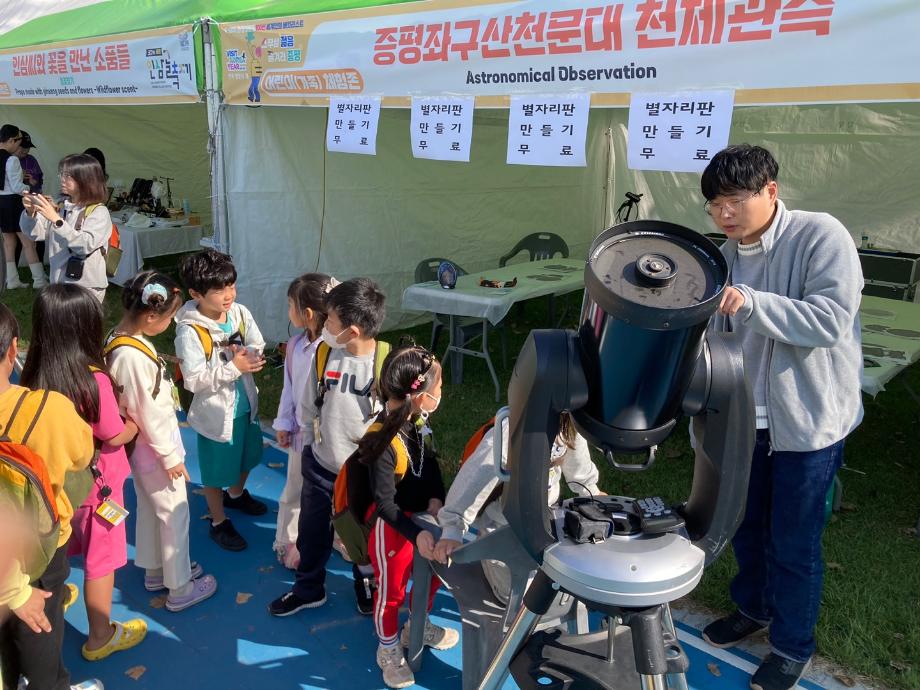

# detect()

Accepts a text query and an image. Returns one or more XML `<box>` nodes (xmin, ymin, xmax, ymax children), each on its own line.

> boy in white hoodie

<box><xmin>175</xmin><ymin>249</ymin><xmax>267</xmax><ymax>552</ymax></box>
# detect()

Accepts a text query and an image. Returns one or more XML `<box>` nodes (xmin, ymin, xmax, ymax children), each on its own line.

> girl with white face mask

<box><xmin>342</xmin><ymin>345</ymin><xmax>458</xmax><ymax>689</ymax></box>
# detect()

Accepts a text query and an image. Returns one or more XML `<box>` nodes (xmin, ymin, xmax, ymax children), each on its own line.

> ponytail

<box><xmin>356</xmin><ymin>396</ymin><xmax>413</xmax><ymax>466</ymax></box>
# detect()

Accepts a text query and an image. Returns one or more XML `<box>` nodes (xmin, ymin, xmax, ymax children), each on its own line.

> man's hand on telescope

<box><xmin>718</xmin><ymin>286</ymin><xmax>746</xmax><ymax>317</ymax></box>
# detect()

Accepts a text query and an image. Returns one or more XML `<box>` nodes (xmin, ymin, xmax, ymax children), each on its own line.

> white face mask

<box><xmin>417</xmin><ymin>392</ymin><xmax>441</xmax><ymax>420</ymax></box>
<box><xmin>321</xmin><ymin>325</ymin><xmax>349</xmax><ymax>350</ymax></box>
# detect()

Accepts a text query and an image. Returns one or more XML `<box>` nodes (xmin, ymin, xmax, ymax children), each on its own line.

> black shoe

<box><xmin>702</xmin><ymin>610</ymin><xmax>766</xmax><ymax>648</ymax></box>
<box><xmin>268</xmin><ymin>589</ymin><xmax>327</xmax><ymax>617</ymax></box>
<box><xmin>223</xmin><ymin>488</ymin><xmax>268</xmax><ymax>516</ymax></box>
<box><xmin>209</xmin><ymin>518</ymin><xmax>247</xmax><ymax>551</ymax></box>
<box><xmin>750</xmin><ymin>653</ymin><xmax>810</xmax><ymax>690</ymax></box>
<box><xmin>353</xmin><ymin>564</ymin><xmax>376</xmax><ymax>616</ymax></box>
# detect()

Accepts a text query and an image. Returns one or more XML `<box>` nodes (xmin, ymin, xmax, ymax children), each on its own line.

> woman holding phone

<box><xmin>23</xmin><ymin>153</ymin><xmax>112</xmax><ymax>302</ymax></box>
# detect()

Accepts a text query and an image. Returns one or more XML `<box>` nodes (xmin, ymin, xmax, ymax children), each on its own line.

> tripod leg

<box><xmin>661</xmin><ymin>605</ymin><xmax>689</xmax><ymax>690</ymax></box>
<box><xmin>477</xmin><ymin>570</ymin><xmax>558</xmax><ymax>690</ymax></box>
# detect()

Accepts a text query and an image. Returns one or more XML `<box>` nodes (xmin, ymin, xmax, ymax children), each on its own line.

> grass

<box><xmin>4</xmin><ymin>275</ymin><xmax>919</xmax><ymax>689</ymax></box>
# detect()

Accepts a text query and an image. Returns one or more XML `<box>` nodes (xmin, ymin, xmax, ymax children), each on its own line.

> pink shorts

<box><xmin>67</xmin><ymin>450</ymin><xmax>130</xmax><ymax>580</ymax></box>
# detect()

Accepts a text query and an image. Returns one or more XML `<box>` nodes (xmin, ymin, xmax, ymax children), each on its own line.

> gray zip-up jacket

<box><xmin>712</xmin><ymin>200</ymin><xmax>864</xmax><ymax>452</ymax></box>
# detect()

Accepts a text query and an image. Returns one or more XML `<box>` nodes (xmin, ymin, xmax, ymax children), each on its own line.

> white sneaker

<box><xmin>400</xmin><ymin>619</ymin><xmax>460</xmax><ymax>650</ymax></box>
<box><xmin>31</xmin><ymin>275</ymin><xmax>48</xmax><ymax>289</ymax></box>
<box><xmin>71</xmin><ymin>680</ymin><xmax>105</xmax><ymax>690</ymax></box>
<box><xmin>6</xmin><ymin>276</ymin><xmax>27</xmax><ymax>289</ymax></box>
<box><xmin>376</xmin><ymin>644</ymin><xmax>415</xmax><ymax>689</ymax></box>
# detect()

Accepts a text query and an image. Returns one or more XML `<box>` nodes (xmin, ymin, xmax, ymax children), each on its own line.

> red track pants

<box><xmin>369</xmin><ymin>516</ymin><xmax>440</xmax><ymax>645</ymax></box>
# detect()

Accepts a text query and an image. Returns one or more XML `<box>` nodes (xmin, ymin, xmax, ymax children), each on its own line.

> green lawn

<box><xmin>4</xmin><ymin>277</ymin><xmax>919</xmax><ymax>689</ymax></box>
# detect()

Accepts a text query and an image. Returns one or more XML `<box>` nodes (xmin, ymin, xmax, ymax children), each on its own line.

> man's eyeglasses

<box><xmin>704</xmin><ymin>188</ymin><xmax>763</xmax><ymax>216</ymax></box>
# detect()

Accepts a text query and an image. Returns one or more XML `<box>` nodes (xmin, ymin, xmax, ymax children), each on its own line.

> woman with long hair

<box><xmin>20</xmin><ymin>284</ymin><xmax>146</xmax><ymax>661</ymax></box>
<box><xmin>23</xmin><ymin>153</ymin><xmax>112</xmax><ymax>301</ymax></box>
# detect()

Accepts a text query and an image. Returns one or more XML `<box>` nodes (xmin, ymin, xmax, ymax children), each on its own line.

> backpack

<box><xmin>0</xmin><ymin>390</ymin><xmax>62</xmax><ymax>580</ymax></box>
<box><xmin>175</xmin><ymin>318</ymin><xmax>247</xmax><ymax>412</ymax></box>
<box><xmin>103</xmin><ymin>335</ymin><xmax>164</xmax><ymax>399</ymax></box>
<box><xmin>458</xmin><ymin>416</ymin><xmax>505</xmax><ymax>514</ymax></box>
<box><xmin>331</xmin><ymin>421</ymin><xmax>409</xmax><ymax>566</ymax></box>
<box><xmin>313</xmin><ymin>339</ymin><xmax>391</xmax><ymax>407</ymax></box>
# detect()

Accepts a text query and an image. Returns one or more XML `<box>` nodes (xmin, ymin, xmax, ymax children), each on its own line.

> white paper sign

<box><xmin>326</xmin><ymin>97</ymin><xmax>381</xmax><ymax>154</ymax></box>
<box><xmin>627</xmin><ymin>90</ymin><xmax>735</xmax><ymax>173</ymax></box>
<box><xmin>410</xmin><ymin>97</ymin><xmax>475</xmax><ymax>162</ymax></box>
<box><xmin>506</xmin><ymin>94</ymin><xmax>590</xmax><ymax>167</ymax></box>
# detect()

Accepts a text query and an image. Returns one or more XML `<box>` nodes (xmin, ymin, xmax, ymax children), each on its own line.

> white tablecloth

<box><xmin>401</xmin><ymin>258</ymin><xmax>585</xmax><ymax>325</ymax></box>
<box><xmin>859</xmin><ymin>295</ymin><xmax>920</xmax><ymax>396</ymax></box>
<box><xmin>111</xmin><ymin>222</ymin><xmax>206</xmax><ymax>286</ymax></box>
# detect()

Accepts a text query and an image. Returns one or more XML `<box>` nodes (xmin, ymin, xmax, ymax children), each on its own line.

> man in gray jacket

<box><xmin>698</xmin><ymin>145</ymin><xmax>863</xmax><ymax>690</ymax></box>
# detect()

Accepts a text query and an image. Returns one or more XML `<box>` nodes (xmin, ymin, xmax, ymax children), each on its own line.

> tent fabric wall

<box><xmin>605</xmin><ymin>102</ymin><xmax>920</xmax><ymax>253</ymax></box>
<box><xmin>0</xmin><ymin>103</ymin><xmax>211</xmax><ymax>229</ymax></box>
<box><xmin>226</xmin><ymin>101</ymin><xmax>920</xmax><ymax>344</ymax></box>
<box><xmin>225</xmin><ymin>105</ymin><xmax>613</xmax><ymax>343</ymax></box>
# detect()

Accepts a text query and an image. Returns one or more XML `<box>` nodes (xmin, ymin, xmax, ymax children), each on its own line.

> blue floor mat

<box><xmin>59</xmin><ymin>426</ymin><xmax>825</xmax><ymax>690</ymax></box>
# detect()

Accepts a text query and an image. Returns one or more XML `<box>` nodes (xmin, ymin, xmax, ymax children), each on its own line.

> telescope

<box><xmin>436</xmin><ymin>220</ymin><xmax>755</xmax><ymax>690</ymax></box>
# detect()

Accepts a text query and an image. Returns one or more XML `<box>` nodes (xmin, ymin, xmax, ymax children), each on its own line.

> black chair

<box><xmin>498</xmin><ymin>233</ymin><xmax>572</xmax><ymax>324</ymax></box>
<box><xmin>498</xmin><ymin>232</ymin><xmax>569</xmax><ymax>267</ymax></box>
<box><xmin>414</xmin><ymin>258</ymin><xmax>508</xmax><ymax>396</ymax></box>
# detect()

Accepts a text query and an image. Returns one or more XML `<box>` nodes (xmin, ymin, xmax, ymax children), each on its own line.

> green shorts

<box><xmin>197</xmin><ymin>415</ymin><xmax>263</xmax><ymax>488</ymax></box>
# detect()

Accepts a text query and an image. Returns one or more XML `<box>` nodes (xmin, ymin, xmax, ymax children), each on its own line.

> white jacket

<box><xmin>35</xmin><ymin>200</ymin><xmax>113</xmax><ymax>292</ymax></box>
<box><xmin>105</xmin><ymin>333</ymin><xmax>184</xmax><ymax>473</ymax></box>
<box><xmin>174</xmin><ymin>300</ymin><xmax>265</xmax><ymax>443</ymax></box>
<box><xmin>438</xmin><ymin>419</ymin><xmax>600</xmax><ymax>543</ymax></box>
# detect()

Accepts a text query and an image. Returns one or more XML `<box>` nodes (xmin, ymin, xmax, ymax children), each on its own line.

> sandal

<box><xmin>166</xmin><ymin>574</ymin><xmax>218</xmax><ymax>612</ymax></box>
<box><xmin>62</xmin><ymin>583</ymin><xmax>79</xmax><ymax>612</ymax></box>
<box><xmin>81</xmin><ymin>619</ymin><xmax>148</xmax><ymax>661</ymax></box>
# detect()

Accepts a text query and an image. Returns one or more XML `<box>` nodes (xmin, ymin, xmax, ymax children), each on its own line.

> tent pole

<box><xmin>201</xmin><ymin>19</ymin><xmax>227</xmax><ymax>253</ymax></box>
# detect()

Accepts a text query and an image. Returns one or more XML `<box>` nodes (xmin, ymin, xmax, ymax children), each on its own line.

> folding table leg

<box><xmin>481</xmin><ymin>319</ymin><xmax>500</xmax><ymax>403</ymax></box>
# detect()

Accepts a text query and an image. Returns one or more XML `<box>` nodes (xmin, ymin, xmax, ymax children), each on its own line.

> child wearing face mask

<box><xmin>342</xmin><ymin>345</ymin><xmax>456</xmax><ymax>689</ymax></box>
<box><xmin>271</xmin><ymin>273</ymin><xmax>338</xmax><ymax>569</ymax></box>
<box><xmin>268</xmin><ymin>277</ymin><xmax>390</xmax><ymax>618</ymax></box>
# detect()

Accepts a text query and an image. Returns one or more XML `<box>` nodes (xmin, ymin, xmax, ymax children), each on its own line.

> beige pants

<box><xmin>274</xmin><ymin>447</ymin><xmax>302</xmax><ymax>551</ymax></box>
<box><xmin>132</xmin><ymin>444</ymin><xmax>192</xmax><ymax>592</ymax></box>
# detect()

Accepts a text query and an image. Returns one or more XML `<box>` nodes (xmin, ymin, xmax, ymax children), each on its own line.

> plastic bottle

<box><xmin>182</xmin><ymin>198</ymin><xmax>191</xmax><ymax>217</ymax></box>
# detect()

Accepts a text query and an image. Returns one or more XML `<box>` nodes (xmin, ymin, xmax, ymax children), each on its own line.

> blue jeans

<box><xmin>730</xmin><ymin>430</ymin><xmax>844</xmax><ymax>663</ymax></box>
<box><xmin>248</xmin><ymin>77</ymin><xmax>261</xmax><ymax>102</ymax></box>
<box><xmin>293</xmin><ymin>447</ymin><xmax>337</xmax><ymax>600</ymax></box>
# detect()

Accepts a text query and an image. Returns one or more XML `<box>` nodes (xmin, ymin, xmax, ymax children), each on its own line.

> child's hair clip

<box><xmin>324</xmin><ymin>277</ymin><xmax>340</xmax><ymax>293</ymax></box>
<box><xmin>141</xmin><ymin>283</ymin><xmax>169</xmax><ymax>305</ymax></box>
<box><xmin>410</xmin><ymin>373</ymin><xmax>427</xmax><ymax>391</ymax></box>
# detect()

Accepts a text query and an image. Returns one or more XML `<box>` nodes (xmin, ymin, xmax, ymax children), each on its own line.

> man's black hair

<box><xmin>0</xmin><ymin>124</ymin><xmax>19</xmax><ymax>143</ymax></box>
<box><xmin>701</xmin><ymin>144</ymin><xmax>779</xmax><ymax>200</ymax></box>
<box><xmin>179</xmin><ymin>248</ymin><xmax>238</xmax><ymax>295</ymax></box>
<box><xmin>0</xmin><ymin>302</ymin><xmax>19</xmax><ymax>356</ymax></box>
<box><xmin>326</xmin><ymin>278</ymin><xmax>386</xmax><ymax>338</ymax></box>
